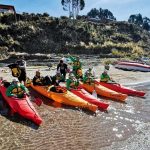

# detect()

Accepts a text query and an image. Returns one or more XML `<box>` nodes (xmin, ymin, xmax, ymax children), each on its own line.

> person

<box><xmin>57</xmin><ymin>60</ymin><xmax>68</xmax><ymax>79</ymax></box>
<box><xmin>33</xmin><ymin>71</ymin><xmax>52</xmax><ymax>86</ymax></box>
<box><xmin>104</xmin><ymin>63</ymin><xmax>110</xmax><ymax>71</ymax></box>
<box><xmin>15</xmin><ymin>56</ymin><xmax>27</xmax><ymax>84</ymax></box>
<box><xmin>100</xmin><ymin>70</ymin><xmax>111</xmax><ymax>82</ymax></box>
<box><xmin>6</xmin><ymin>79</ymin><xmax>29</xmax><ymax>98</ymax></box>
<box><xmin>85</xmin><ymin>68</ymin><xmax>93</xmax><ymax>77</ymax></box>
<box><xmin>69</xmin><ymin>56</ymin><xmax>82</xmax><ymax>79</ymax></box>
<box><xmin>51</xmin><ymin>71</ymin><xmax>65</xmax><ymax>86</ymax></box>
<box><xmin>66</xmin><ymin>73</ymin><xmax>79</xmax><ymax>90</ymax></box>
<box><xmin>83</xmin><ymin>69</ymin><xmax>94</xmax><ymax>84</ymax></box>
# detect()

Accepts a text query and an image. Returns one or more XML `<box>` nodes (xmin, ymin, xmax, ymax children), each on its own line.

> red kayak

<box><xmin>97</xmin><ymin>81</ymin><xmax>145</xmax><ymax>97</ymax></box>
<box><xmin>0</xmin><ymin>83</ymin><xmax>42</xmax><ymax>125</ymax></box>
<box><xmin>70</xmin><ymin>88</ymin><xmax>109</xmax><ymax>110</ymax></box>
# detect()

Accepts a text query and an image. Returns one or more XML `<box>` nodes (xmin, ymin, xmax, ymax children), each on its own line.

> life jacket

<box><xmin>56</xmin><ymin>76</ymin><xmax>61</xmax><ymax>81</ymax></box>
<box><xmin>35</xmin><ymin>77</ymin><xmax>43</xmax><ymax>84</ymax></box>
<box><xmin>12</xmin><ymin>87</ymin><xmax>24</xmax><ymax>95</ymax></box>
<box><xmin>8</xmin><ymin>64</ymin><xmax>21</xmax><ymax>77</ymax></box>
<box><xmin>85</xmin><ymin>78</ymin><xmax>93</xmax><ymax>84</ymax></box>
<box><xmin>25</xmin><ymin>78</ymin><xmax>32</xmax><ymax>87</ymax></box>
<box><xmin>11</xmin><ymin>67</ymin><xmax>21</xmax><ymax>77</ymax></box>
<box><xmin>74</xmin><ymin>61</ymin><xmax>81</xmax><ymax>67</ymax></box>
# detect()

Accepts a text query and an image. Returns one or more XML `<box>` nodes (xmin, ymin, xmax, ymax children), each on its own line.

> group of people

<box><xmin>3</xmin><ymin>55</ymin><xmax>113</xmax><ymax>99</ymax></box>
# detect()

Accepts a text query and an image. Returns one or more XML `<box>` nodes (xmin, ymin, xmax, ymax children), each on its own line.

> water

<box><xmin>0</xmin><ymin>84</ymin><xmax>150</xmax><ymax>150</ymax></box>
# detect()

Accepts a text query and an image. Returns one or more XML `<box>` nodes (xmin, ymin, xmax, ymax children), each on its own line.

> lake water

<box><xmin>0</xmin><ymin>83</ymin><xmax>149</xmax><ymax>150</ymax></box>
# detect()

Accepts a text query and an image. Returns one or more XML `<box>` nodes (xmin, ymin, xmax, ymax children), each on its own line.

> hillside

<box><xmin>0</xmin><ymin>13</ymin><xmax>150</xmax><ymax>60</ymax></box>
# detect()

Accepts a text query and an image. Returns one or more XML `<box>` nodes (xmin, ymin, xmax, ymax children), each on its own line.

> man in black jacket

<box><xmin>57</xmin><ymin>60</ymin><xmax>68</xmax><ymax>79</ymax></box>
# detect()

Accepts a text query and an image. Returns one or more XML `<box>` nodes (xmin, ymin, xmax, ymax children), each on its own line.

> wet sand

<box><xmin>0</xmin><ymin>60</ymin><xmax>150</xmax><ymax>150</ymax></box>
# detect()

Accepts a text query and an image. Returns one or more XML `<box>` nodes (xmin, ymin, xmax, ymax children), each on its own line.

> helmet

<box><xmin>12</xmin><ymin>78</ymin><xmax>19</xmax><ymax>82</ymax></box>
<box><xmin>103</xmin><ymin>70</ymin><xmax>108</xmax><ymax>74</ymax></box>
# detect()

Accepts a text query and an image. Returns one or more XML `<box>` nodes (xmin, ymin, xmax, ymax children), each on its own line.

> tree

<box><xmin>128</xmin><ymin>14</ymin><xmax>143</xmax><ymax>26</ymax></box>
<box><xmin>61</xmin><ymin>0</ymin><xmax>71</xmax><ymax>17</ymax></box>
<box><xmin>128</xmin><ymin>14</ymin><xmax>150</xmax><ymax>31</ymax></box>
<box><xmin>87</xmin><ymin>8</ymin><xmax>116</xmax><ymax>21</ymax></box>
<box><xmin>61</xmin><ymin>0</ymin><xmax>85</xmax><ymax>19</ymax></box>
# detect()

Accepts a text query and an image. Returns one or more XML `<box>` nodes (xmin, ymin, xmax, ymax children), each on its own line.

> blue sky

<box><xmin>0</xmin><ymin>0</ymin><xmax>149</xmax><ymax>21</ymax></box>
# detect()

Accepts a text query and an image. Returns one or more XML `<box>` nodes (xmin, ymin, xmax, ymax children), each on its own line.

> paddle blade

<box><xmin>92</xmin><ymin>90</ymin><xmax>97</xmax><ymax>98</ymax></box>
<box><xmin>34</xmin><ymin>98</ymin><xmax>43</xmax><ymax>106</ymax></box>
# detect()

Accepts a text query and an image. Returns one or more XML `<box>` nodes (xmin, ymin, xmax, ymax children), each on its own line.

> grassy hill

<box><xmin>0</xmin><ymin>13</ymin><xmax>150</xmax><ymax>60</ymax></box>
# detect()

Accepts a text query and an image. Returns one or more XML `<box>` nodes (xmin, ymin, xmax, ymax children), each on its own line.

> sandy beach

<box><xmin>0</xmin><ymin>59</ymin><xmax>150</xmax><ymax>150</ymax></box>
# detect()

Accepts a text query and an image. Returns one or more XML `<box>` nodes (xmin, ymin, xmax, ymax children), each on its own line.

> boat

<box><xmin>0</xmin><ymin>82</ymin><xmax>42</xmax><ymax>125</ymax></box>
<box><xmin>115</xmin><ymin>61</ymin><xmax>150</xmax><ymax>72</ymax></box>
<box><xmin>97</xmin><ymin>81</ymin><xmax>145</xmax><ymax>97</ymax></box>
<box><xmin>30</xmin><ymin>84</ymin><xmax>97</xmax><ymax>112</ymax></box>
<box><xmin>80</xmin><ymin>82</ymin><xmax>127</xmax><ymax>102</ymax></box>
<box><xmin>70</xmin><ymin>88</ymin><xmax>109</xmax><ymax>110</ymax></box>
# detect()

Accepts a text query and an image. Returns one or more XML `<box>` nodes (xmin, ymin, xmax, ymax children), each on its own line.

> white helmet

<box><xmin>12</xmin><ymin>78</ymin><xmax>19</xmax><ymax>82</ymax></box>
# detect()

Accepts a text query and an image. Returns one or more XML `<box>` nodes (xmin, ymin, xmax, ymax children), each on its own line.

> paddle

<box><xmin>33</xmin><ymin>97</ymin><xmax>43</xmax><ymax>106</ymax></box>
<box><xmin>92</xmin><ymin>81</ymin><xmax>97</xmax><ymax>98</ymax></box>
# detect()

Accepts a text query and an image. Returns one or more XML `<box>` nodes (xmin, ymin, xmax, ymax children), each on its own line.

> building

<box><xmin>0</xmin><ymin>4</ymin><xmax>16</xmax><ymax>14</ymax></box>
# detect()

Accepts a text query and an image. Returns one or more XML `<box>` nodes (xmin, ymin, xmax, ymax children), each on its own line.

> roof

<box><xmin>0</xmin><ymin>4</ymin><xmax>16</xmax><ymax>14</ymax></box>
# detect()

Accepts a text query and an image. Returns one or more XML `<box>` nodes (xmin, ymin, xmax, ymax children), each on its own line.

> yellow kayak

<box><xmin>80</xmin><ymin>82</ymin><xmax>127</xmax><ymax>102</ymax></box>
<box><xmin>30</xmin><ymin>84</ymin><xmax>97</xmax><ymax>112</ymax></box>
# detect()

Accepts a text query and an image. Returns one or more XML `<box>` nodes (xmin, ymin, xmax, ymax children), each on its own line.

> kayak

<box><xmin>30</xmin><ymin>84</ymin><xmax>97</xmax><ymax>112</ymax></box>
<box><xmin>115</xmin><ymin>61</ymin><xmax>150</xmax><ymax>72</ymax></box>
<box><xmin>0</xmin><ymin>82</ymin><xmax>42</xmax><ymax>125</ymax></box>
<box><xmin>97</xmin><ymin>81</ymin><xmax>145</xmax><ymax>97</ymax></box>
<box><xmin>80</xmin><ymin>82</ymin><xmax>127</xmax><ymax>102</ymax></box>
<box><xmin>70</xmin><ymin>88</ymin><xmax>109</xmax><ymax>110</ymax></box>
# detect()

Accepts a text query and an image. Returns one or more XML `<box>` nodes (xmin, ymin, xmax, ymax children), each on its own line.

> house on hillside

<box><xmin>0</xmin><ymin>4</ymin><xmax>16</xmax><ymax>20</ymax></box>
<box><xmin>0</xmin><ymin>4</ymin><xmax>16</xmax><ymax>14</ymax></box>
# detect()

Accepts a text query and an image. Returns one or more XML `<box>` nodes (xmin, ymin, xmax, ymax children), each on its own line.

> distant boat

<box><xmin>115</xmin><ymin>61</ymin><xmax>150</xmax><ymax>72</ymax></box>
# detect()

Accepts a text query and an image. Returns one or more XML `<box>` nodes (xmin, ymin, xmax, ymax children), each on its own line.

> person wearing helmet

<box><xmin>57</xmin><ymin>60</ymin><xmax>68</xmax><ymax>79</ymax></box>
<box><xmin>6</xmin><ymin>78</ymin><xmax>29</xmax><ymax>98</ymax></box>
<box><xmin>66</xmin><ymin>73</ymin><xmax>79</xmax><ymax>90</ymax></box>
<box><xmin>104</xmin><ymin>63</ymin><xmax>110</xmax><ymax>71</ymax></box>
<box><xmin>85</xmin><ymin>68</ymin><xmax>93</xmax><ymax>76</ymax></box>
<box><xmin>100</xmin><ymin>70</ymin><xmax>111</xmax><ymax>82</ymax></box>
<box><xmin>83</xmin><ymin>69</ymin><xmax>94</xmax><ymax>84</ymax></box>
<box><xmin>51</xmin><ymin>71</ymin><xmax>65</xmax><ymax>86</ymax></box>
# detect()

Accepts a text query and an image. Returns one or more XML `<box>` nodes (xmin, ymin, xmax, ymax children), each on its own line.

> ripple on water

<box><xmin>0</xmin><ymin>84</ymin><xmax>150</xmax><ymax>149</ymax></box>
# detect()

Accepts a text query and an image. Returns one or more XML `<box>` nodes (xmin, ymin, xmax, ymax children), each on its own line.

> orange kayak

<box><xmin>80</xmin><ymin>82</ymin><xmax>127</xmax><ymax>102</ymax></box>
<box><xmin>30</xmin><ymin>84</ymin><xmax>97</xmax><ymax>112</ymax></box>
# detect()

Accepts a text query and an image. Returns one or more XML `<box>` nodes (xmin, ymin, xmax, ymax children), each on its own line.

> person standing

<box><xmin>16</xmin><ymin>56</ymin><xmax>27</xmax><ymax>84</ymax></box>
<box><xmin>57</xmin><ymin>60</ymin><xmax>68</xmax><ymax>79</ymax></box>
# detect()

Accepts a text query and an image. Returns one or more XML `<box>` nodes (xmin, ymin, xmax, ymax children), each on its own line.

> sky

<box><xmin>0</xmin><ymin>0</ymin><xmax>150</xmax><ymax>21</ymax></box>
